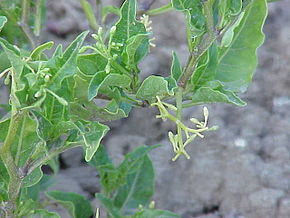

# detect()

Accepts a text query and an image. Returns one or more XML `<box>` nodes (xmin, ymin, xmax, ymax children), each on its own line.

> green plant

<box><xmin>0</xmin><ymin>0</ymin><xmax>272</xmax><ymax>217</ymax></box>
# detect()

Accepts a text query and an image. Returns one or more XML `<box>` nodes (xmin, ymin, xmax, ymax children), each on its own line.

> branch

<box><xmin>20</xmin><ymin>0</ymin><xmax>36</xmax><ymax>48</ymax></box>
<box><xmin>178</xmin><ymin>0</ymin><xmax>216</xmax><ymax>89</ymax></box>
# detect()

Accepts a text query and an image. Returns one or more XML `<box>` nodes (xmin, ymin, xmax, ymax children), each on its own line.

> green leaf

<box><xmin>114</xmin><ymin>155</ymin><xmax>154</xmax><ymax>214</ymax></box>
<box><xmin>170</xmin><ymin>51</ymin><xmax>182</xmax><ymax>81</ymax></box>
<box><xmin>26</xmin><ymin>209</ymin><xmax>60</xmax><ymax>218</ymax></box>
<box><xmin>89</xmin><ymin>145</ymin><xmax>119</xmax><ymax>194</ymax></box>
<box><xmin>122</xmin><ymin>34</ymin><xmax>149</xmax><ymax>71</ymax></box>
<box><xmin>88</xmin><ymin>71</ymin><xmax>131</xmax><ymax>101</ymax></box>
<box><xmin>96</xmin><ymin>193</ymin><xmax>122</xmax><ymax>218</ymax></box>
<box><xmin>0</xmin><ymin>16</ymin><xmax>7</xmax><ymax>32</ymax></box>
<box><xmin>22</xmin><ymin>167</ymin><xmax>43</xmax><ymax>188</ymax></box>
<box><xmin>136</xmin><ymin>76</ymin><xmax>174</xmax><ymax>103</ymax></box>
<box><xmin>112</xmin><ymin>0</ymin><xmax>147</xmax><ymax>54</ymax></box>
<box><xmin>171</xmin><ymin>0</ymin><xmax>205</xmax><ymax>30</ymax></box>
<box><xmin>47</xmin><ymin>31</ymin><xmax>88</xmax><ymax>91</ymax></box>
<box><xmin>221</xmin><ymin>12</ymin><xmax>245</xmax><ymax>47</ymax></box>
<box><xmin>102</xmin><ymin>6</ymin><xmax>121</xmax><ymax>22</ymax></box>
<box><xmin>215</xmin><ymin>0</ymin><xmax>267</xmax><ymax>92</ymax></box>
<box><xmin>74</xmin><ymin>121</ymin><xmax>109</xmax><ymax>162</ymax></box>
<box><xmin>114</xmin><ymin>145</ymin><xmax>158</xmax><ymax>213</ymax></box>
<box><xmin>0</xmin><ymin>39</ymin><xmax>24</xmax><ymax>81</ymax></box>
<box><xmin>46</xmin><ymin>191</ymin><xmax>93</xmax><ymax>218</ymax></box>
<box><xmin>71</xmin><ymin>75</ymin><xmax>130</xmax><ymax>122</ymax></box>
<box><xmin>191</xmin><ymin>85</ymin><xmax>246</xmax><ymax>106</ymax></box>
<box><xmin>30</xmin><ymin>41</ymin><xmax>54</xmax><ymax>60</ymax></box>
<box><xmin>77</xmin><ymin>53</ymin><xmax>108</xmax><ymax>76</ymax></box>
<box><xmin>218</xmin><ymin>0</ymin><xmax>242</xmax><ymax>28</ymax></box>
<box><xmin>133</xmin><ymin>209</ymin><xmax>180</xmax><ymax>218</ymax></box>
<box><xmin>21</xmin><ymin>174</ymin><xmax>54</xmax><ymax>201</ymax></box>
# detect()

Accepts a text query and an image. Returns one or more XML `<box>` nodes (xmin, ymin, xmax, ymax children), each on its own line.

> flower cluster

<box><xmin>152</xmin><ymin>96</ymin><xmax>217</xmax><ymax>161</ymax></box>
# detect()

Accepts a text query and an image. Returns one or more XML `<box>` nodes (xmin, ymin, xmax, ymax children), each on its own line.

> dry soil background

<box><xmin>1</xmin><ymin>0</ymin><xmax>290</xmax><ymax>217</ymax></box>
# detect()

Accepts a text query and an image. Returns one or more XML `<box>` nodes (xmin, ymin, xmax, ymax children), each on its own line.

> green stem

<box><xmin>80</xmin><ymin>0</ymin><xmax>99</xmax><ymax>31</ymax></box>
<box><xmin>96</xmin><ymin>0</ymin><xmax>102</xmax><ymax>27</ymax></box>
<box><xmin>34</xmin><ymin>0</ymin><xmax>42</xmax><ymax>36</ymax></box>
<box><xmin>178</xmin><ymin>0</ymin><xmax>216</xmax><ymax>89</ymax></box>
<box><xmin>0</xmin><ymin>112</ymin><xmax>23</xmax><ymax>217</ymax></box>
<box><xmin>26</xmin><ymin>143</ymin><xmax>79</xmax><ymax>175</ymax></box>
<box><xmin>146</xmin><ymin>3</ymin><xmax>173</xmax><ymax>16</ymax></box>
<box><xmin>15</xmin><ymin>115</ymin><xmax>27</xmax><ymax>166</ymax></box>
<box><xmin>20</xmin><ymin>0</ymin><xmax>36</xmax><ymax>48</ymax></box>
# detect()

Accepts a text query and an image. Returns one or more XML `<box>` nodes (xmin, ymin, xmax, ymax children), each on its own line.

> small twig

<box><xmin>178</xmin><ymin>0</ymin><xmax>216</xmax><ymax>89</ymax></box>
<box><xmin>20</xmin><ymin>0</ymin><xmax>36</xmax><ymax>48</ymax></box>
<box><xmin>34</xmin><ymin>0</ymin><xmax>42</xmax><ymax>37</ymax></box>
<box><xmin>96</xmin><ymin>0</ymin><xmax>102</xmax><ymax>27</ymax></box>
<box><xmin>80</xmin><ymin>0</ymin><xmax>99</xmax><ymax>31</ymax></box>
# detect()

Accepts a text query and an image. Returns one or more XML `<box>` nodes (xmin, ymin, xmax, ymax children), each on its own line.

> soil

<box><xmin>1</xmin><ymin>0</ymin><xmax>290</xmax><ymax>217</ymax></box>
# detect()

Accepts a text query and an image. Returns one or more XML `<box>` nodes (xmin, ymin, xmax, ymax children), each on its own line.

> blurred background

<box><xmin>1</xmin><ymin>0</ymin><xmax>290</xmax><ymax>217</ymax></box>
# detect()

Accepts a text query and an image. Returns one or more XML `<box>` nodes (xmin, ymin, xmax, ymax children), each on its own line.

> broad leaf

<box><xmin>27</xmin><ymin>209</ymin><xmax>60</xmax><ymax>218</ymax></box>
<box><xmin>171</xmin><ymin>0</ymin><xmax>205</xmax><ymax>30</ymax></box>
<box><xmin>47</xmin><ymin>31</ymin><xmax>88</xmax><ymax>91</ymax></box>
<box><xmin>191</xmin><ymin>85</ymin><xmax>246</xmax><ymax>106</ymax></box>
<box><xmin>136</xmin><ymin>76</ymin><xmax>174</xmax><ymax>103</ymax></box>
<box><xmin>89</xmin><ymin>145</ymin><xmax>119</xmax><ymax>194</ymax></box>
<box><xmin>215</xmin><ymin>0</ymin><xmax>267</xmax><ymax>92</ymax></box>
<box><xmin>122</xmin><ymin>34</ymin><xmax>149</xmax><ymax>71</ymax></box>
<box><xmin>112</xmin><ymin>0</ymin><xmax>147</xmax><ymax>55</ymax></box>
<box><xmin>114</xmin><ymin>155</ymin><xmax>154</xmax><ymax>214</ymax></box>
<box><xmin>88</xmin><ymin>71</ymin><xmax>131</xmax><ymax>101</ymax></box>
<box><xmin>77</xmin><ymin>53</ymin><xmax>107</xmax><ymax>76</ymax></box>
<box><xmin>114</xmin><ymin>145</ymin><xmax>158</xmax><ymax>214</ymax></box>
<box><xmin>74</xmin><ymin>121</ymin><xmax>109</xmax><ymax>162</ymax></box>
<box><xmin>46</xmin><ymin>191</ymin><xmax>93</xmax><ymax>218</ymax></box>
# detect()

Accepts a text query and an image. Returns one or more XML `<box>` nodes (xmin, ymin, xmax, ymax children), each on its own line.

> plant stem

<box><xmin>145</xmin><ymin>3</ymin><xmax>173</xmax><ymax>16</ymax></box>
<box><xmin>25</xmin><ymin>144</ymin><xmax>78</xmax><ymax>175</ymax></box>
<box><xmin>0</xmin><ymin>112</ymin><xmax>23</xmax><ymax>217</ymax></box>
<box><xmin>178</xmin><ymin>0</ymin><xmax>216</xmax><ymax>89</ymax></box>
<box><xmin>20</xmin><ymin>0</ymin><xmax>36</xmax><ymax>48</ymax></box>
<box><xmin>34</xmin><ymin>0</ymin><xmax>42</xmax><ymax>37</ymax></box>
<box><xmin>96</xmin><ymin>0</ymin><xmax>102</xmax><ymax>26</ymax></box>
<box><xmin>80</xmin><ymin>0</ymin><xmax>99</xmax><ymax>31</ymax></box>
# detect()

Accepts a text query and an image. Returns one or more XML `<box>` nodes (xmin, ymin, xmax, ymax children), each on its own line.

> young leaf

<box><xmin>136</xmin><ymin>76</ymin><xmax>174</xmax><ymax>103</ymax></box>
<box><xmin>122</xmin><ymin>34</ymin><xmax>149</xmax><ymax>71</ymax></box>
<box><xmin>170</xmin><ymin>51</ymin><xmax>182</xmax><ymax>82</ymax></box>
<box><xmin>171</xmin><ymin>0</ymin><xmax>205</xmax><ymax>30</ymax></box>
<box><xmin>46</xmin><ymin>191</ymin><xmax>93</xmax><ymax>218</ymax></box>
<box><xmin>114</xmin><ymin>155</ymin><xmax>155</xmax><ymax>214</ymax></box>
<box><xmin>102</xmin><ymin>6</ymin><xmax>121</xmax><ymax>23</ymax></box>
<box><xmin>191</xmin><ymin>86</ymin><xmax>246</xmax><ymax>106</ymax></box>
<box><xmin>95</xmin><ymin>193</ymin><xmax>122</xmax><ymax>218</ymax></box>
<box><xmin>22</xmin><ymin>167</ymin><xmax>43</xmax><ymax>188</ymax></box>
<box><xmin>30</xmin><ymin>41</ymin><xmax>54</xmax><ymax>60</ymax></box>
<box><xmin>0</xmin><ymin>39</ymin><xmax>24</xmax><ymax>81</ymax></box>
<box><xmin>26</xmin><ymin>209</ymin><xmax>60</xmax><ymax>218</ymax></box>
<box><xmin>0</xmin><ymin>16</ymin><xmax>7</xmax><ymax>32</ymax></box>
<box><xmin>88</xmin><ymin>71</ymin><xmax>131</xmax><ymax>101</ymax></box>
<box><xmin>215</xmin><ymin>0</ymin><xmax>268</xmax><ymax>92</ymax></box>
<box><xmin>220</xmin><ymin>12</ymin><xmax>245</xmax><ymax>47</ymax></box>
<box><xmin>77</xmin><ymin>53</ymin><xmax>108</xmax><ymax>76</ymax></box>
<box><xmin>74</xmin><ymin>121</ymin><xmax>110</xmax><ymax>162</ymax></box>
<box><xmin>89</xmin><ymin>145</ymin><xmax>119</xmax><ymax>194</ymax></box>
<box><xmin>46</xmin><ymin>31</ymin><xmax>88</xmax><ymax>91</ymax></box>
<box><xmin>114</xmin><ymin>145</ymin><xmax>159</xmax><ymax>214</ymax></box>
<box><xmin>112</xmin><ymin>0</ymin><xmax>147</xmax><ymax>54</ymax></box>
